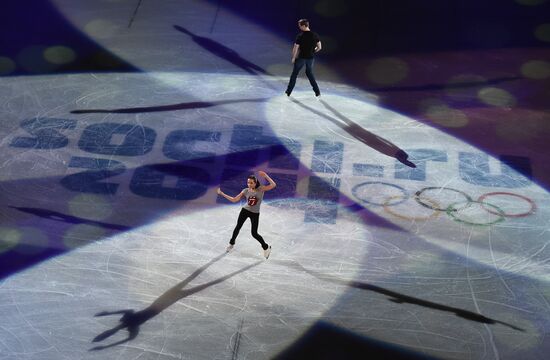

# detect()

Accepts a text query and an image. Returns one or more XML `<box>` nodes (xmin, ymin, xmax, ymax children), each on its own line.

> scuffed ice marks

<box><xmin>0</xmin><ymin>70</ymin><xmax>548</xmax><ymax>359</ymax></box>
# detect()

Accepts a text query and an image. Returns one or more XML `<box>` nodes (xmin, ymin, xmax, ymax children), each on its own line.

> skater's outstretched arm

<box><xmin>217</xmin><ymin>188</ymin><xmax>244</xmax><ymax>203</ymax></box>
<box><xmin>257</xmin><ymin>171</ymin><xmax>276</xmax><ymax>191</ymax></box>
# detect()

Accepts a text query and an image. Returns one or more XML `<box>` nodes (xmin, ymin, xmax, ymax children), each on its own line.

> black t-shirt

<box><xmin>295</xmin><ymin>31</ymin><xmax>320</xmax><ymax>59</ymax></box>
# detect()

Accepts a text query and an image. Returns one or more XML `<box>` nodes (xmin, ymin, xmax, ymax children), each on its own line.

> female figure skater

<box><xmin>217</xmin><ymin>171</ymin><xmax>276</xmax><ymax>259</ymax></box>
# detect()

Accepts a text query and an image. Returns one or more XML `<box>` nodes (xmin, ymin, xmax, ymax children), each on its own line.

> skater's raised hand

<box><xmin>257</xmin><ymin>171</ymin><xmax>277</xmax><ymax>191</ymax></box>
<box><xmin>217</xmin><ymin>188</ymin><xmax>222</xmax><ymax>195</ymax></box>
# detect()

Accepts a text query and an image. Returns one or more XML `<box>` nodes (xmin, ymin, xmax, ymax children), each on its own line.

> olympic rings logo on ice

<box><xmin>8</xmin><ymin>117</ymin><xmax>539</xmax><ymax>226</ymax></box>
<box><xmin>352</xmin><ymin>182</ymin><xmax>537</xmax><ymax>226</ymax></box>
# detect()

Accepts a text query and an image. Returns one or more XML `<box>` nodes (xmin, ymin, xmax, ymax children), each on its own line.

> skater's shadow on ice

<box><xmin>290</xmin><ymin>98</ymin><xmax>416</xmax><ymax>168</ymax></box>
<box><xmin>173</xmin><ymin>24</ymin><xmax>270</xmax><ymax>76</ymax></box>
<box><xmin>71</xmin><ymin>97</ymin><xmax>270</xmax><ymax>114</ymax></box>
<box><xmin>10</xmin><ymin>206</ymin><xmax>129</xmax><ymax>231</ymax></box>
<box><xmin>90</xmin><ymin>252</ymin><xmax>261</xmax><ymax>350</ymax></box>
<box><xmin>280</xmin><ymin>260</ymin><xmax>523</xmax><ymax>332</ymax></box>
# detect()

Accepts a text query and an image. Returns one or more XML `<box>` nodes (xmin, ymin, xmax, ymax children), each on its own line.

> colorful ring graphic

<box><xmin>446</xmin><ymin>200</ymin><xmax>505</xmax><ymax>226</ymax></box>
<box><xmin>383</xmin><ymin>195</ymin><xmax>441</xmax><ymax>221</ymax></box>
<box><xmin>352</xmin><ymin>181</ymin><xmax>409</xmax><ymax>206</ymax></box>
<box><xmin>415</xmin><ymin>187</ymin><xmax>473</xmax><ymax>212</ymax></box>
<box><xmin>477</xmin><ymin>192</ymin><xmax>536</xmax><ymax>218</ymax></box>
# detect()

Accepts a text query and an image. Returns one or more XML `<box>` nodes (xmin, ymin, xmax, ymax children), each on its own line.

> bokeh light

<box><xmin>0</xmin><ymin>227</ymin><xmax>21</xmax><ymax>253</ymax></box>
<box><xmin>314</xmin><ymin>0</ymin><xmax>350</xmax><ymax>17</ymax></box>
<box><xmin>445</xmin><ymin>74</ymin><xmax>487</xmax><ymax>98</ymax></box>
<box><xmin>63</xmin><ymin>224</ymin><xmax>106</xmax><ymax>249</ymax></box>
<box><xmin>366</xmin><ymin>57</ymin><xmax>409</xmax><ymax>85</ymax></box>
<box><xmin>44</xmin><ymin>46</ymin><xmax>77</xmax><ymax>65</ymax></box>
<box><xmin>534</xmin><ymin>23</ymin><xmax>550</xmax><ymax>42</ymax></box>
<box><xmin>0</xmin><ymin>56</ymin><xmax>16</xmax><ymax>75</ymax></box>
<box><xmin>477</xmin><ymin>87</ymin><xmax>517</xmax><ymax>107</ymax></box>
<box><xmin>84</xmin><ymin>19</ymin><xmax>120</xmax><ymax>39</ymax></box>
<box><xmin>17</xmin><ymin>45</ymin><xmax>58</xmax><ymax>73</ymax></box>
<box><xmin>13</xmin><ymin>227</ymin><xmax>49</xmax><ymax>255</ymax></box>
<box><xmin>421</xmin><ymin>100</ymin><xmax>469</xmax><ymax>128</ymax></box>
<box><xmin>399</xmin><ymin>251</ymin><xmax>446</xmax><ymax>276</ymax></box>
<box><xmin>67</xmin><ymin>194</ymin><xmax>114</xmax><ymax>221</ymax></box>
<box><xmin>520</xmin><ymin>60</ymin><xmax>550</xmax><ymax>79</ymax></box>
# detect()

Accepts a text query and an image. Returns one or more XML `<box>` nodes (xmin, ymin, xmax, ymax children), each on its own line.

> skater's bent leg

<box><xmin>305</xmin><ymin>59</ymin><xmax>320</xmax><ymax>95</ymax></box>
<box><xmin>230</xmin><ymin>209</ymin><xmax>248</xmax><ymax>244</ymax></box>
<box><xmin>286</xmin><ymin>59</ymin><xmax>305</xmax><ymax>95</ymax></box>
<box><xmin>249</xmin><ymin>212</ymin><xmax>268</xmax><ymax>250</ymax></box>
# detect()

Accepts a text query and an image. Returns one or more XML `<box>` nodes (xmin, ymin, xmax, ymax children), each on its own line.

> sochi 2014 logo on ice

<box><xmin>9</xmin><ymin>116</ymin><xmax>537</xmax><ymax>227</ymax></box>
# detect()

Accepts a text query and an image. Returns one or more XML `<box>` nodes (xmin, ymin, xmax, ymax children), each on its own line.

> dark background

<box><xmin>2</xmin><ymin>0</ymin><xmax>548</xmax><ymax>75</ymax></box>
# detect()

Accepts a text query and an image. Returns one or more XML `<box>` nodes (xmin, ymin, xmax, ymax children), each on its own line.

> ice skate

<box><xmin>263</xmin><ymin>245</ymin><xmax>272</xmax><ymax>259</ymax></box>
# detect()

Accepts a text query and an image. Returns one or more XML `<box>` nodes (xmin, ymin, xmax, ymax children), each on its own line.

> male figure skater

<box><xmin>285</xmin><ymin>19</ymin><xmax>322</xmax><ymax>97</ymax></box>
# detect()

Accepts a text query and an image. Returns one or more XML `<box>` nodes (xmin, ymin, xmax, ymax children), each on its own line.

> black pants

<box><xmin>286</xmin><ymin>58</ymin><xmax>320</xmax><ymax>96</ymax></box>
<box><xmin>230</xmin><ymin>208</ymin><xmax>268</xmax><ymax>250</ymax></box>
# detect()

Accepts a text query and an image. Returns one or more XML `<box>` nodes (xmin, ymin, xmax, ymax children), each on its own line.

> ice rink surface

<box><xmin>1</xmin><ymin>1</ymin><xmax>549</xmax><ymax>359</ymax></box>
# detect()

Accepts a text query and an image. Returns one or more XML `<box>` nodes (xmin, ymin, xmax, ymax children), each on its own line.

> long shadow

<box><xmin>291</xmin><ymin>98</ymin><xmax>416</xmax><ymax>168</ymax></box>
<box><xmin>70</xmin><ymin>97</ymin><xmax>269</xmax><ymax>114</ymax></box>
<box><xmin>9</xmin><ymin>206</ymin><xmax>130</xmax><ymax>231</ymax></box>
<box><xmin>173</xmin><ymin>25</ymin><xmax>269</xmax><ymax>75</ymax></box>
<box><xmin>283</xmin><ymin>260</ymin><xmax>523</xmax><ymax>332</ymax></box>
<box><xmin>90</xmin><ymin>252</ymin><xmax>262</xmax><ymax>350</ymax></box>
<box><xmin>0</xmin><ymin>140</ymin><xmax>405</xmax><ymax>280</ymax></box>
